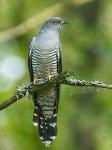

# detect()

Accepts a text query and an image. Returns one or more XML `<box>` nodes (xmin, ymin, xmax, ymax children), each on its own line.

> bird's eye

<box><xmin>52</xmin><ymin>21</ymin><xmax>57</xmax><ymax>24</ymax></box>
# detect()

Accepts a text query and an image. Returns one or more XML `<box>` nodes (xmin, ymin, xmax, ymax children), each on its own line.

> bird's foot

<box><xmin>48</xmin><ymin>74</ymin><xmax>52</xmax><ymax>80</ymax></box>
<box><xmin>47</xmin><ymin>71</ymin><xmax>53</xmax><ymax>80</ymax></box>
<box><xmin>33</xmin><ymin>77</ymin><xmax>39</xmax><ymax>83</ymax></box>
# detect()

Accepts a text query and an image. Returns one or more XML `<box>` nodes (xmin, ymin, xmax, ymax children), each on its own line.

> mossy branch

<box><xmin>0</xmin><ymin>72</ymin><xmax>112</xmax><ymax>111</ymax></box>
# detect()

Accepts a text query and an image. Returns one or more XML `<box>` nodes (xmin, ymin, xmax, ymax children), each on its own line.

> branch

<box><xmin>0</xmin><ymin>72</ymin><xmax>72</xmax><ymax>110</ymax></box>
<box><xmin>0</xmin><ymin>0</ymin><xmax>93</xmax><ymax>43</ymax></box>
<box><xmin>0</xmin><ymin>72</ymin><xmax>112</xmax><ymax>111</ymax></box>
<box><xmin>63</xmin><ymin>79</ymin><xmax>112</xmax><ymax>89</ymax></box>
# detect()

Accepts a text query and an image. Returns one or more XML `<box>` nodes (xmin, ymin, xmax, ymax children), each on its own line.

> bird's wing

<box><xmin>57</xmin><ymin>42</ymin><xmax>62</xmax><ymax>74</ymax></box>
<box><xmin>55</xmin><ymin>42</ymin><xmax>62</xmax><ymax>110</ymax></box>
<box><xmin>28</xmin><ymin>37</ymin><xmax>35</xmax><ymax>82</ymax></box>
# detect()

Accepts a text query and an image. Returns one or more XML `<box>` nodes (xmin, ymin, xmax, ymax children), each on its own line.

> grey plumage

<box><xmin>28</xmin><ymin>17</ymin><xmax>67</xmax><ymax>146</ymax></box>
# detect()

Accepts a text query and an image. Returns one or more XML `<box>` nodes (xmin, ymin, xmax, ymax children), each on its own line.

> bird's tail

<box><xmin>38</xmin><ymin>104</ymin><xmax>57</xmax><ymax>147</ymax></box>
<box><xmin>32</xmin><ymin>102</ymin><xmax>58</xmax><ymax>147</ymax></box>
<box><xmin>32</xmin><ymin>85</ymin><xmax>60</xmax><ymax>147</ymax></box>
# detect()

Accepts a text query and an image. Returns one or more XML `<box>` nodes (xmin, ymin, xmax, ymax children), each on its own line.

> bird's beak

<box><xmin>63</xmin><ymin>21</ymin><xmax>69</xmax><ymax>24</ymax></box>
<box><xmin>62</xmin><ymin>21</ymin><xmax>69</xmax><ymax>24</ymax></box>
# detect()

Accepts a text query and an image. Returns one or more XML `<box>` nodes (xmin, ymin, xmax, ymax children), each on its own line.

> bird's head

<box><xmin>42</xmin><ymin>17</ymin><xmax>68</xmax><ymax>31</ymax></box>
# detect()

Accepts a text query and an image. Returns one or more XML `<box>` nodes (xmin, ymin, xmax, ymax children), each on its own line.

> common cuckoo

<box><xmin>28</xmin><ymin>17</ymin><xmax>68</xmax><ymax>146</ymax></box>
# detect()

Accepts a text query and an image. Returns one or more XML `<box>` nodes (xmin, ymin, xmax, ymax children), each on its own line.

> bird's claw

<box><xmin>48</xmin><ymin>74</ymin><xmax>52</xmax><ymax>80</ymax></box>
<box><xmin>33</xmin><ymin>77</ymin><xmax>39</xmax><ymax>83</ymax></box>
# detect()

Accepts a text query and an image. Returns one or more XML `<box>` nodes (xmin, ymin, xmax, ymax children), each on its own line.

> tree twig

<box><xmin>0</xmin><ymin>72</ymin><xmax>72</xmax><ymax>110</ymax></box>
<box><xmin>0</xmin><ymin>72</ymin><xmax>112</xmax><ymax>111</ymax></box>
<box><xmin>63</xmin><ymin>79</ymin><xmax>112</xmax><ymax>89</ymax></box>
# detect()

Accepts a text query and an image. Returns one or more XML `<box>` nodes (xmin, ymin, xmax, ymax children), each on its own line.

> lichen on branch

<box><xmin>0</xmin><ymin>72</ymin><xmax>112</xmax><ymax>111</ymax></box>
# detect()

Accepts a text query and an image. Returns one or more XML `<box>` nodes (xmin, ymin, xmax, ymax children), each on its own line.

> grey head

<box><xmin>41</xmin><ymin>17</ymin><xmax>68</xmax><ymax>31</ymax></box>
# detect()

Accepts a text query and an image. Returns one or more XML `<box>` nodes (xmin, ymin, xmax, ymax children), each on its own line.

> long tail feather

<box><xmin>38</xmin><ymin>105</ymin><xmax>57</xmax><ymax>147</ymax></box>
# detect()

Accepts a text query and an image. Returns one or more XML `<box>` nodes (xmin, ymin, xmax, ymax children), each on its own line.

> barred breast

<box><xmin>30</xmin><ymin>37</ymin><xmax>59</xmax><ymax>119</ymax></box>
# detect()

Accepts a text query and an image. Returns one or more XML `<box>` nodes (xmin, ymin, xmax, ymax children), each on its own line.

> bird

<box><xmin>28</xmin><ymin>17</ymin><xmax>68</xmax><ymax>146</ymax></box>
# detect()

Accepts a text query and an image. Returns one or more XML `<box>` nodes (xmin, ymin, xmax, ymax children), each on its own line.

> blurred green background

<box><xmin>0</xmin><ymin>0</ymin><xmax>112</xmax><ymax>150</ymax></box>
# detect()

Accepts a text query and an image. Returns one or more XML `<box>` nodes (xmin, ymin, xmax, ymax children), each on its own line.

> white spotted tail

<box><xmin>34</xmin><ymin>102</ymin><xmax>58</xmax><ymax>147</ymax></box>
